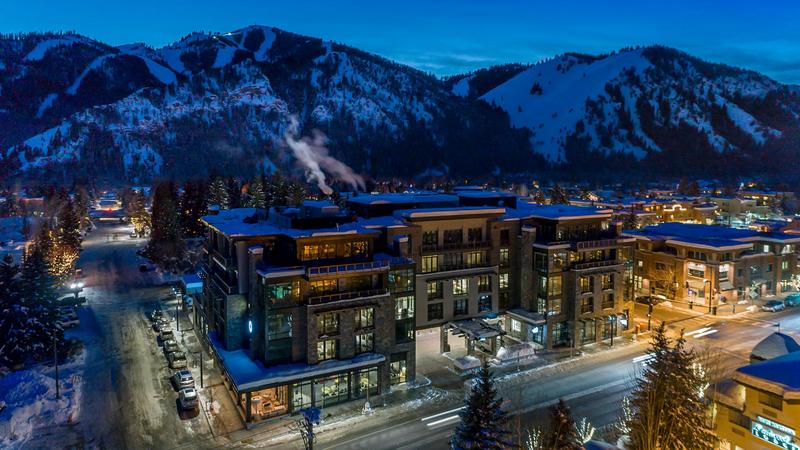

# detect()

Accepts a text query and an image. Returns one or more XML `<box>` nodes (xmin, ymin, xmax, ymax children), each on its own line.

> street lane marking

<box><xmin>685</xmin><ymin>327</ymin><xmax>712</xmax><ymax>336</ymax></box>
<box><xmin>426</xmin><ymin>414</ymin><xmax>461</xmax><ymax>428</ymax></box>
<box><xmin>693</xmin><ymin>329</ymin><xmax>718</xmax><ymax>338</ymax></box>
<box><xmin>420</xmin><ymin>406</ymin><xmax>465</xmax><ymax>422</ymax></box>
<box><xmin>632</xmin><ymin>354</ymin><xmax>655</xmax><ymax>365</ymax></box>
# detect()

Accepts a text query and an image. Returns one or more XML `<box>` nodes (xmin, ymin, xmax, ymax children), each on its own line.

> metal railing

<box><xmin>307</xmin><ymin>288</ymin><xmax>389</xmax><ymax>305</ymax></box>
<box><xmin>421</xmin><ymin>240</ymin><xmax>491</xmax><ymax>252</ymax></box>
<box><xmin>211</xmin><ymin>270</ymin><xmax>237</xmax><ymax>295</ymax></box>
<box><xmin>307</xmin><ymin>260</ymin><xmax>389</xmax><ymax>276</ymax></box>
<box><xmin>572</xmin><ymin>259</ymin><xmax>623</xmax><ymax>271</ymax></box>
<box><xmin>574</xmin><ymin>238</ymin><xmax>620</xmax><ymax>251</ymax></box>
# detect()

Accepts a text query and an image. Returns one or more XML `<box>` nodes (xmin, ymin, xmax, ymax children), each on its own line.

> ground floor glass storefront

<box><xmin>239</xmin><ymin>366</ymin><xmax>382</xmax><ymax>422</ymax></box>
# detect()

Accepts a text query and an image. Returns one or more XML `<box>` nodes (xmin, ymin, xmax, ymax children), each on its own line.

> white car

<box><xmin>57</xmin><ymin>312</ymin><xmax>80</xmax><ymax>329</ymax></box>
<box><xmin>168</xmin><ymin>351</ymin><xmax>188</xmax><ymax>369</ymax></box>
<box><xmin>172</xmin><ymin>370</ymin><xmax>195</xmax><ymax>390</ymax></box>
<box><xmin>178</xmin><ymin>387</ymin><xmax>199</xmax><ymax>410</ymax></box>
<box><xmin>762</xmin><ymin>300</ymin><xmax>786</xmax><ymax>312</ymax></box>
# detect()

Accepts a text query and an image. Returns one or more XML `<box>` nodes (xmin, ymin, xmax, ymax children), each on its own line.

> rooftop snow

<box><xmin>624</xmin><ymin>222</ymin><xmax>800</xmax><ymax>247</ymax></box>
<box><xmin>201</xmin><ymin>208</ymin><xmax>377</xmax><ymax>238</ymax></box>
<box><xmin>505</xmin><ymin>203</ymin><xmax>612</xmax><ymax>220</ymax></box>
<box><xmin>735</xmin><ymin>351</ymin><xmax>800</xmax><ymax>397</ymax></box>
<box><xmin>346</xmin><ymin>192</ymin><xmax>458</xmax><ymax>205</ymax></box>
<box><xmin>396</xmin><ymin>206</ymin><xmax>506</xmax><ymax>220</ymax></box>
<box><xmin>209</xmin><ymin>332</ymin><xmax>384</xmax><ymax>391</ymax></box>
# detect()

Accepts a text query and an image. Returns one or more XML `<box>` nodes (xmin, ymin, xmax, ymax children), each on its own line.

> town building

<box><xmin>197</xmin><ymin>202</ymin><xmax>414</xmax><ymax>423</ymax></box>
<box><xmin>711</xmin><ymin>340</ymin><xmax>800</xmax><ymax>450</ymax></box>
<box><xmin>626</xmin><ymin>223</ymin><xmax>800</xmax><ymax>311</ymax></box>
<box><xmin>503</xmin><ymin>204</ymin><xmax>635</xmax><ymax>350</ymax></box>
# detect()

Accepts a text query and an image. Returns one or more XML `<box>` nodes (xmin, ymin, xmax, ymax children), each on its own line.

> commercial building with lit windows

<box><xmin>625</xmin><ymin>223</ymin><xmax>800</xmax><ymax>311</ymax></box>
<box><xmin>197</xmin><ymin>202</ymin><xmax>415</xmax><ymax>424</ymax></box>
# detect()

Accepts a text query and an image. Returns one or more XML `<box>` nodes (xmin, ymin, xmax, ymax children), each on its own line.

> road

<box><xmin>73</xmin><ymin>223</ymin><xmax>217</xmax><ymax>449</ymax></box>
<box><xmin>315</xmin><ymin>302</ymin><xmax>800</xmax><ymax>450</ymax></box>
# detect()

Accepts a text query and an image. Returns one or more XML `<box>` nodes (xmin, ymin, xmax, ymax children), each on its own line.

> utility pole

<box><xmin>53</xmin><ymin>335</ymin><xmax>60</xmax><ymax>399</ymax></box>
<box><xmin>176</xmin><ymin>302</ymin><xmax>180</xmax><ymax>332</ymax></box>
<box><xmin>200</xmin><ymin>352</ymin><xmax>204</xmax><ymax>388</ymax></box>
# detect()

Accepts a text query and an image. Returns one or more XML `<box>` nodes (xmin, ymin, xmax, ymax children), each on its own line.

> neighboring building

<box><xmin>711</xmin><ymin>351</ymin><xmax>800</xmax><ymax>450</ymax></box>
<box><xmin>571</xmin><ymin>196</ymin><xmax>717</xmax><ymax>225</ymax></box>
<box><xmin>345</xmin><ymin>192</ymin><xmax>458</xmax><ymax>218</ymax></box>
<box><xmin>626</xmin><ymin>223</ymin><xmax>800</xmax><ymax>310</ymax></box>
<box><xmin>198</xmin><ymin>202</ymin><xmax>414</xmax><ymax>423</ymax></box>
<box><xmin>749</xmin><ymin>332</ymin><xmax>800</xmax><ymax>363</ymax></box>
<box><xmin>503</xmin><ymin>204</ymin><xmax>635</xmax><ymax>350</ymax></box>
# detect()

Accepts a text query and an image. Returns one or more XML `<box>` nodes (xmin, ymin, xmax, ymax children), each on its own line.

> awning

<box><xmin>446</xmin><ymin>318</ymin><xmax>506</xmax><ymax>340</ymax></box>
<box><xmin>506</xmin><ymin>308</ymin><xmax>546</xmax><ymax>325</ymax></box>
<box><xmin>751</xmin><ymin>278</ymin><xmax>768</xmax><ymax>285</ymax></box>
<box><xmin>719</xmin><ymin>281</ymin><xmax>735</xmax><ymax>291</ymax></box>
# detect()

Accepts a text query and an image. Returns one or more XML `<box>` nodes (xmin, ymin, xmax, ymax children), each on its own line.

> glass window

<box><xmin>267</xmin><ymin>313</ymin><xmax>292</xmax><ymax>339</ymax></box>
<box><xmin>453</xmin><ymin>278</ymin><xmax>469</xmax><ymax>296</ymax></box>
<box><xmin>422</xmin><ymin>255</ymin><xmax>438</xmax><ymax>273</ymax></box>
<box><xmin>534</xmin><ymin>252</ymin><xmax>548</xmax><ymax>272</ymax></box>
<box><xmin>580</xmin><ymin>297</ymin><xmax>593</xmax><ymax>314</ymax></box>
<box><xmin>321</xmin><ymin>243</ymin><xmax>336</xmax><ymax>259</ymax></box>
<box><xmin>511</xmin><ymin>318</ymin><xmax>521</xmax><ymax>332</ymax></box>
<box><xmin>552</xmin><ymin>251</ymin><xmax>567</xmax><ymax>271</ymax></box>
<box><xmin>315</xmin><ymin>373</ymin><xmax>349</xmax><ymax>405</ymax></box>
<box><xmin>317</xmin><ymin>339</ymin><xmax>337</xmax><ymax>361</ymax></box>
<box><xmin>355</xmin><ymin>332</ymin><xmax>374</xmax><ymax>354</ymax></box>
<box><xmin>344</xmin><ymin>241</ymin><xmax>368</xmax><ymax>257</ymax></box>
<box><xmin>499</xmin><ymin>248</ymin><xmax>510</xmax><ymax>267</ymax></box>
<box><xmin>579</xmin><ymin>276</ymin><xmax>592</xmax><ymax>293</ymax></box>
<box><xmin>292</xmin><ymin>381</ymin><xmax>313</xmax><ymax>410</ymax></box>
<box><xmin>602</xmin><ymin>293</ymin><xmax>614</xmax><ymax>309</ymax></box>
<box><xmin>390</xmin><ymin>358</ymin><xmax>407</xmax><ymax>385</ymax></box>
<box><xmin>478</xmin><ymin>294</ymin><xmax>492</xmax><ymax>312</ymax></box>
<box><xmin>317</xmin><ymin>312</ymin><xmax>339</xmax><ymax>335</ymax></box>
<box><xmin>477</xmin><ymin>275</ymin><xmax>491</xmax><ymax>292</ymax></box>
<box><xmin>357</xmin><ymin>368</ymin><xmax>379</xmax><ymax>396</ymax></box>
<box><xmin>548</xmin><ymin>298</ymin><xmax>562</xmax><ymax>315</ymax></box>
<box><xmin>427</xmin><ymin>303</ymin><xmax>444</xmax><ymax>321</ymax></box>
<box><xmin>500</xmin><ymin>229</ymin><xmax>510</xmax><ymax>246</ymax></box>
<box><xmin>302</xmin><ymin>245</ymin><xmax>319</xmax><ymax>260</ymax></box>
<box><xmin>467</xmin><ymin>227</ymin><xmax>483</xmax><ymax>242</ymax></box>
<box><xmin>388</xmin><ymin>269</ymin><xmax>414</xmax><ymax>293</ymax></box>
<box><xmin>427</xmin><ymin>281</ymin><xmax>443</xmax><ymax>300</ymax></box>
<box><xmin>422</xmin><ymin>231</ymin><xmax>438</xmax><ymax>247</ymax></box>
<box><xmin>465</xmin><ymin>251</ymin><xmax>485</xmax><ymax>267</ymax></box>
<box><xmin>395</xmin><ymin>296</ymin><xmax>414</xmax><ymax>319</ymax></box>
<box><xmin>310</xmin><ymin>279</ymin><xmax>337</xmax><ymax>295</ymax></box>
<box><xmin>356</xmin><ymin>308</ymin><xmax>374</xmax><ymax>329</ymax></box>
<box><xmin>454</xmin><ymin>298</ymin><xmax>468</xmax><ymax>316</ymax></box>
<box><xmin>601</xmin><ymin>274</ymin><xmax>614</xmax><ymax>290</ymax></box>
<box><xmin>499</xmin><ymin>273</ymin><xmax>509</xmax><ymax>290</ymax></box>
<box><xmin>548</xmin><ymin>275</ymin><xmax>562</xmax><ymax>296</ymax></box>
<box><xmin>266</xmin><ymin>281</ymin><xmax>299</xmax><ymax>302</ymax></box>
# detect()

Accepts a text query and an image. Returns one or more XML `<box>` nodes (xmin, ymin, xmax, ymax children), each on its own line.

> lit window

<box><xmin>453</xmin><ymin>278</ymin><xmax>469</xmax><ymax>296</ymax></box>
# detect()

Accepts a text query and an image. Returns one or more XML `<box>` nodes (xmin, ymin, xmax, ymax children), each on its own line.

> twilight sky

<box><xmin>4</xmin><ymin>0</ymin><xmax>800</xmax><ymax>83</ymax></box>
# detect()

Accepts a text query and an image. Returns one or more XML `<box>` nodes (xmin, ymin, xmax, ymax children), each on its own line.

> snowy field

<box><xmin>0</xmin><ymin>347</ymin><xmax>85</xmax><ymax>449</ymax></box>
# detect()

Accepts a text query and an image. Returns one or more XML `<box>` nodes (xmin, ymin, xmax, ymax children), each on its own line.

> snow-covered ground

<box><xmin>0</xmin><ymin>349</ymin><xmax>85</xmax><ymax>449</ymax></box>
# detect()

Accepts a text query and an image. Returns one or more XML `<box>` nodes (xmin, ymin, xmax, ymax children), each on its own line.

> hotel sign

<box><xmin>752</xmin><ymin>416</ymin><xmax>799</xmax><ymax>450</ymax></box>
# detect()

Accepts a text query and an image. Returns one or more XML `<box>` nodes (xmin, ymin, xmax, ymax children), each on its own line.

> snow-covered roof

<box><xmin>209</xmin><ymin>332</ymin><xmax>385</xmax><ymax>391</ymax></box>
<box><xmin>201</xmin><ymin>208</ymin><xmax>378</xmax><ymax>239</ymax></box>
<box><xmin>623</xmin><ymin>222</ymin><xmax>800</xmax><ymax>250</ymax></box>
<box><xmin>735</xmin><ymin>351</ymin><xmax>800</xmax><ymax>399</ymax></box>
<box><xmin>396</xmin><ymin>206</ymin><xmax>506</xmax><ymax>220</ymax></box>
<box><xmin>346</xmin><ymin>192</ymin><xmax>458</xmax><ymax>206</ymax></box>
<box><xmin>750</xmin><ymin>332</ymin><xmax>800</xmax><ymax>362</ymax></box>
<box><xmin>506</xmin><ymin>203</ymin><xmax>612</xmax><ymax>221</ymax></box>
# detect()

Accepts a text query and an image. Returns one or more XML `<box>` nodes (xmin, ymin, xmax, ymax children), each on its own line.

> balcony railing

<box><xmin>307</xmin><ymin>288</ymin><xmax>389</xmax><ymax>305</ymax></box>
<box><xmin>573</xmin><ymin>259</ymin><xmax>623</xmax><ymax>271</ymax></box>
<box><xmin>437</xmin><ymin>260</ymin><xmax>493</xmax><ymax>272</ymax></box>
<box><xmin>421</xmin><ymin>240</ymin><xmax>491</xmax><ymax>252</ymax></box>
<box><xmin>574</xmin><ymin>238</ymin><xmax>620</xmax><ymax>251</ymax></box>
<box><xmin>211</xmin><ymin>270</ymin><xmax>237</xmax><ymax>295</ymax></box>
<box><xmin>307</xmin><ymin>260</ymin><xmax>389</xmax><ymax>276</ymax></box>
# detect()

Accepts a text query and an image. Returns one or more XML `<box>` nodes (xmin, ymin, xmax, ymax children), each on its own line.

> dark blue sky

<box><xmin>4</xmin><ymin>0</ymin><xmax>800</xmax><ymax>83</ymax></box>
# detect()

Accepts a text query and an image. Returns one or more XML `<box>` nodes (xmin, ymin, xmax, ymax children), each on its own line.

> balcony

<box><xmin>210</xmin><ymin>270</ymin><xmax>237</xmax><ymax>295</ymax></box>
<box><xmin>307</xmin><ymin>288</ymin><xmax>389</xmax><ymax>305</ymax></box>
<box><xmin>573</xmin><ymin>259</ymin><xmax>623</xmax><ymax>271</ymax></box>
<box><xmin>573</xmin><ymin>238</ymin><xmax>621</xmax><ymax>251</ymax></box>
<box><xmin>437</xmin><ymin>260</ymin><xmax>493</xmax><ymax>273</ymax></box>
<box><xmin>210</xmin><ymin>249</ymin><xmax>234</xmax><ymax>269</ymax></box>
<box><xmin>307</xmin><ymin>260</ymin><xmax>389</xmax><ymax>277</ymax></box>
<box><xmin>421</xmin><ymin>240</ymin><xmax>491</xmax><ymax>252</ymax></box>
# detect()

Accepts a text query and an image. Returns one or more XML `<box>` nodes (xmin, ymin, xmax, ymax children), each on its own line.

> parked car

<box><xmin>160</xmin><ymin>329</ymin><xmax>175</xmax><ymax>342</ymax></box>
<box><xmin>178</xmin><ymin>387</ymin><xmax>199</xmax><ymax>410</ymax></box>
<box><xmin>149</xmin><ymin>309</ymin><xmax>164</xmax><ymax>323</ymax></box>
<box><xmin>785</xmin><ymin>293</ymin><xmax>800</xmax><ymax>307</ymax></box>
<box><xmin>172</xmin><ymin>370</ymin><xmax>195</xmax><ymax>390</ymax></box>
<box><xmin>163</xmin><ymin>339</ymin><xmax>180</xmax><ymax>355</ymax></box>
<box><xmin>168</xmin><ymin>351</ymin><xmax>188</xmax><ymax>369</ymax></box>
<box><xmin>152</xmin><ymin>321</ymin><xmax>163</xmax><ymax>333</ymax></box>
<box><xmin>762</xmin><ymin>300</ymin><xmax>786</xmax><ymax>312</ymax></box>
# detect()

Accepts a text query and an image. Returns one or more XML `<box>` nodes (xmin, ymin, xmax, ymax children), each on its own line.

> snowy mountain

<box><xmin>1</xmin><ymin>29</ymin><xmax>799</xmax><ymax>185</ymax></box>
<box><xmin>450</xmin><ymin>47</ymin><xmax>800</xmax><ymax>178</ymax></box>
<box><xmin>0</xmin><ymin>27</ymin><xmax>530</xmax><ymax>184</ymax></box>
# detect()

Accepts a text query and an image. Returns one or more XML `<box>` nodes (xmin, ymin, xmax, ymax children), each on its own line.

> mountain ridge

<box><xmin>1</xmin><ymin>27</ymin><xmax>798</xmax><ymax>185</ymax></box>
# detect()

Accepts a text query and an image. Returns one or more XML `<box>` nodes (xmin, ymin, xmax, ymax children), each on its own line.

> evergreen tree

<box><xmin>226</xmin><ymin>177</ymin><xmax>242</xmax><ymax>209</ymax></box>
<box><xmin>549</xmin><ymin>184</ymin><xmax>570</xmax><ymax>205</ymax></box>
<box><xmin>127</xmin><ymin>190</ymin><xmax>151</xmax><ymax>237</ymax></box>
<box><xmin>543</xmin><ymin>399</ymin><xmax>581</xmax><ymax>450</ymax></box>
<box><xmin>73</xmin><ymin>187</ymin><xmax>91</xmax><ymax>229</ymax></box>
<box><xmin>57</xmin><ymin>198</ymin><xmax>82</xmax><ymax>253</ymax></box>
<box><xmin>0</xmin><ymin>255</ymin><xmax>27</xmax><ymax>368</ymax></box>
<box><xmin>622</xmin><ymin>211</ymin><xmax>639</xmax><ymax>230</ymax></box>
<box><xmin>626</xmin><ymin>322</ymin><xmax>715</xmax><ymax>450</ymax></box>
<box><xmin>19</xmin><ymin>232</ymin><xmax>63</xmax><ymax>363</ymax></box>
<box><xmin>245</xmin><ymin>177</ymin><xmax>267</xmax><ymax>209</ymax></box>
<box><xmin>209</xmin><ymin>176</ymin><xmax>229</xmax><ymax>209</ymax></box>
<box><xmin>532</xmin><ymin>190</ymin><xmax>547</xmax><ymax>205</ymax></box>
<box><xmin>578</xmin><ymin>187</ymin><xmax>593</xmax><ymax>201</ymax></box>
<box><xmin>180</xmin><ymin>180</ymin><xmax>208</xmax><ymax>238</ymax></box>
<box><xmin>49</xmin><ymin>198</ymin><xmax>81</xmax><ymax>282</ymax></box>
<box><xmin>451</xmin><ymin>361</ymin><xmax>511</xmax><ymax>449</ymax></box>
<box><xmin>146</xmin><ymin>181</ymin><xmax>184</xmax><ymax>271</ymax></box>
<box><xmin>286</xmin><ymin>181</ymin><xmax>308</xmax><ymax>207</ymax></box>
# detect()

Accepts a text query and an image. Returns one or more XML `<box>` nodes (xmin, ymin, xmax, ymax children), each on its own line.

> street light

<box><xmin>704</xmin><ymin>279</ymin><xmax>713</xmax><ymax>314</ymax></box>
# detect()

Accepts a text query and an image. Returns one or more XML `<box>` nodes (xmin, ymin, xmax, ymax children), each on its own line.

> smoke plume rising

<box><xmin>283</xmin><ymin>116</ymin><xmax>365</xmax><ymax>195</ymax></box>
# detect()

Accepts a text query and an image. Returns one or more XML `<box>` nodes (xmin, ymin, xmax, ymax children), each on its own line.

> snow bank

<box><xmin>24</xmin><ymin>36</ymin><xmax>86</xmax><ymax>61</ymax></box>
<box><xmin>0</xmin><ymin>350</ymin><xmax>84</xmax><ymax>449</ymax></box>
<box><xmin>35</xmin><ymin>93</ymin><xmax>58</xmax><ymax>119</ymax></box>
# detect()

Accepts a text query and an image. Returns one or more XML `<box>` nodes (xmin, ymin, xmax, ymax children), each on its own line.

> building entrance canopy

<box><xmin>445</xmin><ymin>318</ymin><xmax>506</xmax><ymax>341</ymax></box>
